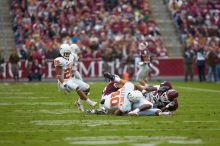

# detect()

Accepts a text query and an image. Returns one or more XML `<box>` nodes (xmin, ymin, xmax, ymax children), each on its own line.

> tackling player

<box><xmin>54</xmin><ymin>44</ymin><xmax>97</xmax><ymax>111</ymax></box>
<box><xmin>89</xmin><ymin>72</ymin><xmax>153</xmax><ymax>115</ymax></box>
<box><xmin>130</xmin><ymin>88</ymin><xmax>179</xmax><ymax>116</ymax></box>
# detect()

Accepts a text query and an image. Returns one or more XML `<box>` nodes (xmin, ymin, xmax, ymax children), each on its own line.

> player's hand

<box><xmin>63</xmin><ymin>83</ymin><xmax>72</xmax><ymax>92</ymax></box>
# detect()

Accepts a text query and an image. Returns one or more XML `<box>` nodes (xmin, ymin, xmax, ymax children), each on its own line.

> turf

<box><xmin>0</xmin><ymin>81</ymin><xmax>220</xmax><ymax>146</ymax></box>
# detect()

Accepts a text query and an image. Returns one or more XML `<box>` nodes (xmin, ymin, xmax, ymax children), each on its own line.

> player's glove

<box><xmin>63</xmin><ymin>83</ymin><xmax>72</xmax><ymax>92</ymax></box>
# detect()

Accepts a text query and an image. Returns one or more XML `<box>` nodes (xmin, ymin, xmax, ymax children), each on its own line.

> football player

<box><xmin>69</xmin><ymin>44</ymin><xmax>83</xmax><ymax>80</ymax></box>
<box><xmin>136</xmin><ymin>42</ymin><xmax>153</xmax><ymax>85</ymax></box>
<box><xmin>99</xmin><ymin>72</ymin><xmax>153</xmax><ymax>115</ymax></box>
<box><xmin>54</xmin><ymin>44</ymin><xmax>97</xmax><ymax>111</ymax></box>
<box><xmin>130</xmin><ymin>88</ymin><xmax>179</xmax><ymax>116</ymax></box>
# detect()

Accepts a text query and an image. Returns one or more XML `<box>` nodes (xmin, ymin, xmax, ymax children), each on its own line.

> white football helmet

<box><xmin>70</xmin><ymin>44</ymin><xmax>80</xmax><ymax>54</ymax></box>
<box><xmin>128</xmin><ymin>90</ymin><xmax>143</xmax><ymax>103</ymax></box>
<box><xmin>138</xmin><ymin>42</ymin><xmax>149</xmax><ymax>50</ymax></box>
<box><xmin>60</xmin><ymin>44</ymin><xmax>71</xmax><ymax>60</ymax></box>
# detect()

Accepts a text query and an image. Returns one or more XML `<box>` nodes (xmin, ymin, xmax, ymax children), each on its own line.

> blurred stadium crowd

<box><xmin>0</xmin><ymin>0</ymin><xmax>220</xmax><ymax>82</ymax></box>
<box><xmin>167</xmin><ymin>0</ymin><xmax>220</xmax><ymax>82</ymax></box>
<box><xmin>10</xmin><ymin>0</ymin><xmax>167</xmax><ymax>61</ymax></box>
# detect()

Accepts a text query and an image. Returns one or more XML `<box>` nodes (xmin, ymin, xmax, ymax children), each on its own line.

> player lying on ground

<box><xmin>86</xmin><ymin>73</ymin><xmax>178</xmax><ymax>116</ymax></box>
<box><xmin>86</xmin><ymin>73</ymin><xmax>154</xmax><ymax>116</ymax></box>
<box><xmin>54</xmin><ymin>44</ymin><xmax>97</xmax><ymax>111</ymax></box>
<box><xmin>128</xmin><ymin>80</ymin><xmax>178</xmax><ymax>116</ymax></box>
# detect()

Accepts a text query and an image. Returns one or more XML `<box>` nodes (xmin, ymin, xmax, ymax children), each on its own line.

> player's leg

<box><xmin>103</xmin><ymin>72</ymin><xmax>127</xmax><ymax>88</ymax></box>
<box><xmin>72</xmin><ymin>78</ymin><xmax>97</xmax><ymax>107</ymax></box>
<box><xmin>137</xmin><ymin>108</ymin><xmax>161</xmax><ymax>116</ymax></box>
<box><xmin>136</xmin><ymin>68</ymin><xmax>148</xmax><ymax>86</ymax></box>
<box><xmin>74</xmin><ymin>70</ymin><xmax>83</xmax><ymax>81</ymax></box>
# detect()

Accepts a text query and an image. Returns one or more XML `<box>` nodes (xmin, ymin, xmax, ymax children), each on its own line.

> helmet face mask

<box><xmin>63</xmin><ymin>52</ymin><xmax>71</xmax><ymax>59</ymax></box>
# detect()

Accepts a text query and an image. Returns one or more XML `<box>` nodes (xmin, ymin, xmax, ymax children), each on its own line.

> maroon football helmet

<box><xmin>166</xmin><ymin>89</ymin><xmax>179</xmax><ymax>101</ymax></box>
<box><xmin>160</xmin><ymin>81</ymin><xmax>172</xmax><ymax>90</ymax></box>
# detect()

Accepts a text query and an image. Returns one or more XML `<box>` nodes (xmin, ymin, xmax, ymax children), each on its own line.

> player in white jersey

<box><xmin>95</xmin><ymin>72</ymin><xmax>153</xmax><ymax>115</ymax></box>
<box><xmin>136</xmin><ymin>42</ymin><xmax>153</xmax><ymax>85</ymax></box>
<box><xmin>69</xmin><ymin>44</ymin><xmax>83</xmax><ymax>80</ymax></box>
<box><xmin>103</xmin><ymin>82</ymin><xmax>133</xmax><ymax>115</ymax></box>
<box><xmin>54</xmin><ymin>44</ymin><xmax>97</xmax><ymax>111</ymax></box>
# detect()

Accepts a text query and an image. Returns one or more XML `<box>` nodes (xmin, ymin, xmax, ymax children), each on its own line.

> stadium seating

<box><xmin>10</xmin><ymin>0</ymin><xmax>168</xmax><ymax>60</ymax></box>
<box><xmin>167</xmin><ymin>0</ymin><xmax>220</xmax><ymax>48</ymax></box>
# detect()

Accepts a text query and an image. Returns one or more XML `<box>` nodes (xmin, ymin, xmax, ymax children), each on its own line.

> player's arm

<box><xmin>55</xmin><ymin>65</ymin><xmax>64</xmax><ymax>84</ymax></box>
<box><xmin>161</xmin><ymin>99</ymin><xmax>178</xmax><ymax>112</ymax></box>
<box><xmin>134</xmin><ymin>84</ymin><xmax>157</xmax><ymax>92</ymax></box>
<box><xmin>55</xmin><ymin>63</ymin><xmax>72</xmax><ymax>92</ymax></box>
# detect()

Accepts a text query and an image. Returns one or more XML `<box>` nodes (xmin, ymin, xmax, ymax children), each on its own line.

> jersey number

<box><xmin>110</xmin><ymin>90</ymin><xmax>120</xmax><ymax>107</ymax></box>
<box><xmin>64</xmin><ymin>67</ymin><xmax>72</xmax><ymax>79</ymax></box>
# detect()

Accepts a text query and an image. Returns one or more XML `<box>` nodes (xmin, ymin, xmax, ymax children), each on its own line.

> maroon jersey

<box><xmin>102</xmin><ymin>82</ymin><xmax>119</xmax><ymax>96</ymax></box>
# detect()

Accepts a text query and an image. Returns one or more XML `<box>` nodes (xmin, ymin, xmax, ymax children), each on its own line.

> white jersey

<box><xmin>54</xmin><ymin>56</ymin><xmax>89</xmax><ymax>91</ymax></box>
<box><xmin>104</xmin><ymin>82</ymin><xmax>134</xmax><ymax>113</ymax></box>
<box><xmin>132</xmin><ymin>96</ymin><xmax>153</xmax><ymax>110</ymax></box>
<box><xmin>69</xmin><ymin>53</ymin><xmax>79</xmax><ymax>72</ymax></box>
<box><xmin>54</xmin><ymin>57</ymin><xmax>73</xmax><ymax>80</ymax></box>
<box><xmin>69</xmin><ymin>53</ymin><xmax>83</xmax><ymax>80</ymax></box>
<box><xmin>136</xmin><ymin>62</ymin><xmax>151</xmax><ymax>81</ymax></box>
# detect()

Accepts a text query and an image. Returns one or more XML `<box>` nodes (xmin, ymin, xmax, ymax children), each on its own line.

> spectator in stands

<box><xmin>8</xmin><ymin>0</ymin><xmax>169</xmax><ymax>81</ymax></box>
<box><xmin>102</xmin><ymin>47</ymin><xmax>115</xmax><ymax>73</ymax></box>
<box><xmin>207</xmin><ymin>42</ymin><xmax>217</xmax><ymax>82</ymax></box>
<box><xmin>195</xmin><ymin>45</ymin><xmax>206</xmax><ymax>82</ymax></box>
<box><xmin>216</xmin><ymin>47</ymin><xmax>220</xmax><ymax>83</ymax></box>
<box><xmin>0</xmin><ymin>52</ymin><xmax>4</xmax><ymax>80</ymax></box>
<box><xmin>183</xmin><ymin>45</ymin><xmax>194</xmax><ymax>82</ymax></box>
<box><xmin>27</xmin><ymin>59</ymin><xmax>42</xmax><ymax>81</ymax></box>
<box><xmin>9</xmin><ymin>49</ymin><xmax>20</xmax><ymax>81</ymax></box>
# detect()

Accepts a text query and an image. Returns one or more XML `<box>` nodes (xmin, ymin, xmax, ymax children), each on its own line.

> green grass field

<box><xmin>0</xmin><ymin>81</ymin><xmax>220</xmax><ymax>146</ymax></box>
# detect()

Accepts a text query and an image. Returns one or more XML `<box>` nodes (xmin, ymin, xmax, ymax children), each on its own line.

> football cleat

<box><xmin>74</xmin><ymin>101</ymin><xmax>84</xmax><ymax>112</ymax></box>
<box><xmin>103</xmin><ymin>72</ymin><xmax>115</xmax><ymax>81</ymax></box>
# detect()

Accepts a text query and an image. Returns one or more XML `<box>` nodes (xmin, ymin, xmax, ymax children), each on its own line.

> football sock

<box><xmin>86</xmin><ymin>98</ymin><xmax>95</xmax><ymax>106</ymax></box>
<box><xmin>78</xmin><ymin>98</ymin><xmax>83</xmax><ymax>104</ymax></box>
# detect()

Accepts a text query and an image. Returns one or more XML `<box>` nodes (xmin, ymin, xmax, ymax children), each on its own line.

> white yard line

<box><xmin>0</xmin><ymin>136</ymin><xmax>203</xmax><ymax>145</ymax></box>
<box><xmin>0</xmin><ymin>128</ymin><xmax>220</xmax><ymax>133</ymax></box>
<box><xmin>0</xmin><ymin>102</ymin><xmax>68</xmax><ymax>106</ymax></box>
<box><xmin>64</xmin><ymin>136</ymin><xmax>203</xmax><ymax>145</ymax></box>
<box><xmin>176</xmin><ymin>86</ymin><xmax>220</xmax><ymax>93</ymax></box>
<box><xmin>183</xmin><ymin>120</ymin><xmax>218</xmax><ymax>123</ymax></box>
<box><xmin>31</xmin><ymin>120</ymin><xmax>135</xmax><ymax>126</ymax></box>
<box><xmin>13</xmin><ymin>109</ymin><xmax>80</xmax><ymax>114</ymax></box>
<box><xmin>0</xmin><ymin>96</ymin><xmax>51</xmax><ymax>99</ymax></box>
<box><xmin>0</xmin><ymin>92</ymin><xmax>33</xmax><ymax>95</ymax></box>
